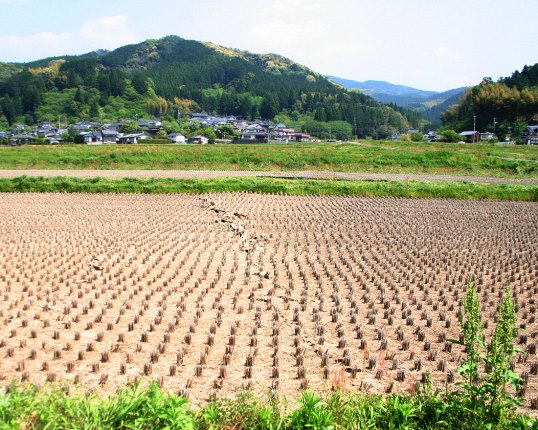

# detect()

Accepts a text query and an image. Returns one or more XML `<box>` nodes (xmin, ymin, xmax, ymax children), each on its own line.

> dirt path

<box><xmin>1</xmin><ymin>169</ymin><xmax>537</xmax><ymax>185</ymax></box>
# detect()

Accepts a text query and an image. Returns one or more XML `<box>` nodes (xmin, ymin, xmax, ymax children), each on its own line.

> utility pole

<box><xmin>473</xmin><ymin>115</ymin><xmax>477</xmax><ymax>143</ymax></box>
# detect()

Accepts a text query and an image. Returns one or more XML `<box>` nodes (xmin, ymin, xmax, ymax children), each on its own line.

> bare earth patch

<box><xmin>0</xmin><ymin>193</ymin><xmax>537</xmax><ymax>411</ymax></box>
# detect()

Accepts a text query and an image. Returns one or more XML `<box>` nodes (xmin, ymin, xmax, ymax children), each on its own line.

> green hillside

<box><xmin>441</xmin><ymin>63</ymin><xmax>538</xmax><ymax>138</ymax></box>
<box><xmin>0</xmin><ymin>35</ymin><xmax>421</xmax><ymax>137</ymax></box>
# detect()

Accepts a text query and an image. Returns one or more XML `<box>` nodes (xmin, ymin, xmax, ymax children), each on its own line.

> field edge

<box><xmin>0</xmin><ymin>175</ymin><xmax>537</xmax><ymax>201</ymax></box>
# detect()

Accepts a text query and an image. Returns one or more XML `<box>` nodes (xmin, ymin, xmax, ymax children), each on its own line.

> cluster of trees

<box><xmin>0</xmin><ymin>35</ymin><xmax>422</xmax><ymax>138</ymax></box>
<box><xmin>441</xmin><ymin>63</ymin><xmax>538</xmax><ymax>139</ymax></box>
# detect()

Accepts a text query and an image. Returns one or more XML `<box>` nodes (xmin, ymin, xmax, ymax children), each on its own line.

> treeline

<box><xmin>441</xmin><ymin>63</ymin><xmax>538</xmax><ymax>138</ymax></box>
<box><xmin>0</xmin><ymin>35</ymin><xmax>421</xmax><ymax>137</ymax></box>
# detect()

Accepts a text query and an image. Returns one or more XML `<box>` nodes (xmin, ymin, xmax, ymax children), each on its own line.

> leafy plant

<box><xmin>483</xmin><ymin>284</ymin><xmax>522</xmax><ymax>420</ymax></box>
<box><xmin>451</xmin><ymin>280</ymin><xmax>523</xmax><ymax>427</ymax></box>
<box><xmin>287</xmin><ymin>392</ymin><xmax>335</xmax><ymax>430</ymax></box>
<box><xmin>458</xmin><ymin>277</ymin><xmax>484</xmax><ymax>409</ymax></box>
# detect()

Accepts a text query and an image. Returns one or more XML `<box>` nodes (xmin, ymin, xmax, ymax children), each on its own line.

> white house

<box><xmin>480</xmin><ymin>132</ymin><xmax>495</xmax><ymax>141</ymax></box>
<box><xmin>118</xmin><ymin>133</ymin><xmax>150</xmax><ymax>144</ymax></box>
<box><xmin>168</xmin><ymin>133</ymin><xmax>186</xmax><ymax>143</ymax></box>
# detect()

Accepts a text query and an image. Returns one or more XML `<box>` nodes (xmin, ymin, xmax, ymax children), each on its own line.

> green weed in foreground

<box><xmin>0</xmin><ymin>381</ymin><xmax>535</xmax><ymax>430</ymax></box>
<box><xmin>0</xmin><ymin>175</ymin><xmax>537</xmax><ymax>201</ymax></box>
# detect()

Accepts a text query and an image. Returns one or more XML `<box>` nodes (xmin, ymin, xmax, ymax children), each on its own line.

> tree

<box><xmin>132</xmin><ymin>73</ymin><xmax>148</xmax><ymax>95</ymax></box>
<box><xmin>260</xmin><ymin>94</ymin><xmax>279</xmax><ymax>120</ymax></box>
<box><xmin>201</xmin><ymin>127</ymin><xmax>217</xmax><ymax>144</ymax></box>
<box><xmin>328</xmin><ymin>121</ymin><xmax>352</xmax><ymax>140</ymax></box>
<box><xmin>440</xmin><ymin>129</ymin><xmax>460</xmax><ymax>143</ymax></box>
<box><xmin>156</xmin><ymin>130</ymin><xmax>168</xmax><ymax>139</ymax></box>
<box><xmin>0</xmin><ymin>114</ymin><xmax>9</xmax><ymax>130</ymax></box>
<box><xmin>410</xmin><ymin>132</ymin><xmax>424</xmax><ymax>142</ymax></box>
<box><xmin>162</xmin><ymin>120</ymin><xmax>181</xmax><ymax>134</ymax></box>
<box><xmin>89</xmin><ymin>101</ymin><xmax>100</xmax><ymax>120</ymax></box>
<box><xmin>218</xmin><ymin>124</ymin><xmax>236</xmax><ymax>139</ymax></box>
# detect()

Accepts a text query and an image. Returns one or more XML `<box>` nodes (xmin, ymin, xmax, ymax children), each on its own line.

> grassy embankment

<box><xmin>1</xmin><ymin>175</ymin><xmax>537</xmax><ymax>201</ymax></box>
<box><xmin>0</xmin><ymin>141</ymin><xmax>537</xmax><ymax>177</ymax></box>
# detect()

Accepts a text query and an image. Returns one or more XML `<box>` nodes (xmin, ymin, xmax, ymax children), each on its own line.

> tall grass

<box><xmin>0</xmin><ymin>381</ymin><xmax>535</xmax><ymax>430</ymax></box>
<box><xmin>1</xmin><ymin>142</ymin><xmax>537</xmax><ymax>177</ymax></box>
<box><xmin>0</xmin><ymin>176</ymin><xmax>537</xmax><ymax>201</ymax></box>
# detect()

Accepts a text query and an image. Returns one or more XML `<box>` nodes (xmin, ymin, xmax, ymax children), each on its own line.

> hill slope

<box><xmin>441</xmin><ymin>63</ymin><xmax>538</xmax><ymax>138</ymax></box>
<box><xmin>0</xmin><ymin>36</ymin><xmax>421</xmax><ymax>137</ymax></box>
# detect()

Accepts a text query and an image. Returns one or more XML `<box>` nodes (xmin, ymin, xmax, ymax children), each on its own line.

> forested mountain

<box><xmin>0</xmin><ymin>35</ymin><xmax>421</xmax><ymax>137</ymax></box>
<box><xmin>328</xmin><ymin>75</ymin><xmax>465</xmax><ymax>124</ymax></box>
<box><xmin>441</xmin><ymin>64</ymin><xmax>538</xmax><ymax>138</ymax></box>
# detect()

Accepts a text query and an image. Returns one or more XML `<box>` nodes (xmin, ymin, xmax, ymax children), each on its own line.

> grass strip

<box><xmin>0</xmin><ymin>175</ymin><xmax>537</xmax><ymax>201</ymax></box>
<box><xmin>1</xmin><ymin>142</ymin><xmax>537</xmax><ymax>178</ymax></box>
<box><xmin>0</xmin><ymin>381</ymin><xmax>535</xmax><ymax>430</ymax></box>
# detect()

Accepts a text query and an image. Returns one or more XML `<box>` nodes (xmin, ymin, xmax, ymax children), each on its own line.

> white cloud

<box><xmin>261</xmin><ymin>0</ymin><xmax>322</xmax><ymax>16</ymax></box>
<box><xmin>0</xmin><ymin>15</ymin><xmax>137</xmax><ymax>62</ymax></box>
<box><xmin>78</xmin><ymin>15</ymin><xmax>136</xmax><ymax>49</ymax></box>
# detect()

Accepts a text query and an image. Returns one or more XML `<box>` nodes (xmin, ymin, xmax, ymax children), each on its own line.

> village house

<box><xmin>426</xmin><ymin>131</ymin><xmax>440</xmax><ymax>142</ymax></box>
<box><xmin>273</xmin><ymin>127</ymin><xmax>296</xmax><ymax>141</ymax></box>
<box><xmin>9</xmin><ymin>134</ymin><xmax>34</xmax><ymax>145</ymax></box>
<box><xmin>239</xmin><ymin>129</ymin><xmax>268</xmax><ymax>143</ymax></box>
<box><xmin>480</xmin><ymin>132</ymin><xmax>495</xmax><ymax>141</ymax></box>
<box><xmin>522</xmin><ymin>125</ymin><xmax>538</xmax><ymax>144</ymax></box>
<box><xmin>137</xmin><ymin>119</ymin><xmax>162</xmax><ymax>130</ymax></box>
<box><xmin>167</xmin><ymin>132</ymin><xmax>186</xmax><ymax>143</ymax></box>
<box><xmin>188</xmin><ymin>135</ymin><xmax>209</xmax><ymax>144</ymax></box>
<box><xmin>459</xmin><ymin>131</ymin><xmax>480</xmax><ymax>143</ymax></box>
<box><xmin>118</xmin><ymin>132</ymin><xmax>150</xmax><ymax>144</ymax></box>
<box><xmin>291</xmin><ymin>133</ymin><xmax>311</xmax><ymax>142</ymax></box>
<box><xmin>84</xmin><ymin>130</ymin><xmax>119</xmax><ymax>144</ymax></box>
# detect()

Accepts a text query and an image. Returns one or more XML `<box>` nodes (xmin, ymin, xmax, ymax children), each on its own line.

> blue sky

<box><xmin>0</xmin><ymin>0</ymin><xmax>537</xmax><ymax>91</ymax></box>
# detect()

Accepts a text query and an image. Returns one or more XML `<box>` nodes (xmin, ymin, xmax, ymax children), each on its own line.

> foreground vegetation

<box><xmin>1</xmin><ymin>142</ymin><xmax>537</xmax><ymax>177</ymax></box>
<box><xmin>1</xmin><ymin>282</ymin><xmax>535</xmax><ymax>429</ymax></box>
<box><xmin>0</xmin><ymin>381</ymin><xmax>534</xmax><ymax>430</ymax></box>
<box><xmin>1</xmin><ymin>175</ymin><xmax>537</xmax><ymax>201</ymax></box>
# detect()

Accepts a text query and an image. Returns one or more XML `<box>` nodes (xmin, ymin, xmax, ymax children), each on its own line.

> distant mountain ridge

<box><xmin>327</xmin><ymin>76</ymin><xmax>437</xmax><ymax>98</ymax></box>
<box><xmin>327</xmin><ymin>75</ymin><xmax>467</xmax><ymax>123</ymax></box>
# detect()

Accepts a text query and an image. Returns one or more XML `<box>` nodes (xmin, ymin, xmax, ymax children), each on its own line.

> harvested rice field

<box><xmin>0</xmin><ymin>193</ymin><xmax>537</xmax><ymax>410</ymax></box>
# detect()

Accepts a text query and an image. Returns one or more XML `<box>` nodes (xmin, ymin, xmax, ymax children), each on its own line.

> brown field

<box><xmin>0</xmin><ymin>193</ymin><xmax>538</xmax><ymax>409</ymax></box>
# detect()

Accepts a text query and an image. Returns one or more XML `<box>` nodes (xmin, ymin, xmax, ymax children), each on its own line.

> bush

<box><xmin>440</xmin><ymin>129</ymin><xmax>461</xmax><ymax>143</ymax></box>
<box><xmin>410</xmin><ymin>132</ymin><xmax>424</xmax><ymax>142</ymax></box>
